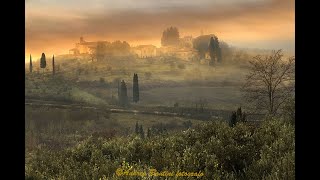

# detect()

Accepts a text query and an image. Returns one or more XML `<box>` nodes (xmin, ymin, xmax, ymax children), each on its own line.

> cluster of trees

<box><xmin>229</xmin><ymin>107</ymin><xmax>247</xmax><ymax>127</ymax></box>
<box><xmin>118</xmin><ymin>73</ymin><xmax>140</xmax><ymax>107</ymax></box>
<box><xmin>29</xmin><ymin>53</ymin><xmax>56</xmax><ymax>75</ymax></box>
<box><xmin>161</xmin><ymin>26</ymin><xmax>180</xmax><ymax>46</ymax></box>
<box><xmin>92</xmin><ymin>41</ymin><xmax>131</xmax><ymax>61</ymax></box>
<box><xmin>193</xmin><ymin>34</ymin><xmax>222</xmax><ymax>64</ymax></box>
<box><xmin>208</xmin><ymin>36</ymin><xmax>222</xmax><ymax>65</ymax></box>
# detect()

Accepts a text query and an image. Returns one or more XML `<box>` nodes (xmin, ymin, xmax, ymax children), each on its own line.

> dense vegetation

<box><xmin>25</xmin><ymin>117</ymin><xmax>294</xmax><ymax>179</ymax></box>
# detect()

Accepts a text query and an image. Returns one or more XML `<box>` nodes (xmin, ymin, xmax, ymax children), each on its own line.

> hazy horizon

<box><xmin>25</xmin><ymin>0</ymin><xmax>294</xmax><ymax>60</ymax></box>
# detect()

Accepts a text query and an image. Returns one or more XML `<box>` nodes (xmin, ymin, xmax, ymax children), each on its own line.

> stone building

<box><xmin>131</xmin><ymin>45</ymin><xmax>157</xmax><ymax>58</ymax></box>
<box><xmin>69</xmin><ymin>37</ymin><xmax>109</xmax><ymax>55</ymax></box>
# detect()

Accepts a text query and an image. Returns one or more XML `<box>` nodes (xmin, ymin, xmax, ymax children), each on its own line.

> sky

<box><xmin>25</xmin><ymin>0</ymin><xmax>295</xmax><ymax>61</ymax></box>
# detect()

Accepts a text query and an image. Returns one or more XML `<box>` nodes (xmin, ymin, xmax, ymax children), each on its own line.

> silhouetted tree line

<box><xmin>193</xmin><ymin>34</ymin><xmax>222</xmax><ymax>65</ymax></box>
<box><xmin>93</xmin><ymin>41</ymin><xmax>131</xmax><ymax>61</ymax></box>
<box><xmin>229</xmin><ymin>107</ymin><xmax>247</xmax><ymax>127</ymax></box>
<box><xmin>161</xmin><ymin>26</ymin><xmax>180</xmax><ymax>46</ymax></box>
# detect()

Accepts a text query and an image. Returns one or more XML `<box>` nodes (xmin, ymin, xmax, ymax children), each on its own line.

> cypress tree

<box><xmin>117</xmin><ymin>80</ymin><xmax>120</xmax><ymax>101</ymax></box>
<box><xmin>147</xmin><ymin>128</ymin><xmax>151</xmax><ymax>138</ymax></box>
<box><xmin>119</xmin><ymin>80</ymin><xmax>128</xmax><ymax>107</ymax></box>
<box><xmin>237</xmin><ymin>107</ymin><xmax>242</xmax><ymax>121</ymax></box>
<box><xmin>135</xmin><ymin>122</ymin><xmax>139</xmax><ymax>134</ymax></box>
<box><xmin>229</xmin><ymin>111</ymin><xmax>237</xmax><ymax>127</ymax></box>
<box><xmin>214</xmin><ymin>36</ymin><xmax>222</xmax><ymax>63</ymax></box>
<box><xmin>139</xmin><ymin>125</ymin><xmax>144</xmax><ymax>139</ymax></box>
<box><xmin>52</xmin><ymin>55</ymin><xmax>55</xmax><ymax>75</ymax></box>
<box><xmin>208</xmin><ymin>37</ymin><xmax>216</xmax><ymax>66</ymax></box>
<box><xmin>29</xmin><ymin>54</ymin><xmax>32</xmax><ymax>73</ymax></box>
<box><xmin>133</xmin><ymin>73</ymin><xmax>140</xmax><ymax>103</ymax></box>
<box><xmin>40</xmin><ymin>53</ymin><xmax>46</xmax><ymax>69</ymax></box>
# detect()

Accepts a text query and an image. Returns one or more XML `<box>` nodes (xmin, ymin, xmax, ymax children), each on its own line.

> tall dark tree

<box><xmin>135</xmin><ymin>122</ymin><xmax>139</xmax><ymax>134</ymax></box>
<box><xmin>147</xmin><ymin>128</ymin><xmax>151</xmax><ymax>138</ymax></box>
<box><xmin>208</xmin><ymin>37</ymin><xmax>216</xmax><ymax>66</ymax></box>
<box><xmin>193</xmin><ymin>34</ymin><xmax>222</xmax><ymax>62</ymax></box>
<box><xmin>96</xmin><ymin>42</ymin><xmax>107</xmax><ymax>61</ymax></box>
<box><xmin>161</xmin><ymin>26</ymin><xmax>180</xmax><ymax>46</ymax></box>
<box><xmin>119</xmin><ymin>80</ymin><xmax>128</xmax><ymax>107</ymax></box>
<box><xmin>139</xmin><ymin>125</ymin><xmax>145</xmax><ymax>139</ymax></box>
<box><xmin>40</xmin><ymin>53</ymin><xmax>46</xmax><ymax>70</ymax></box>
<box><xmin>52</xmin><ymin>55</ymin><xmax>55</xmax><ymax>75</ymax></box>
<box><xmin>133</xmin><ymin>73</ymin><xmax>140</xmax><ymax>103</ymax></box>
<box><xmin>208</xmin><ymin>36</ymin><xmax>222</xmax><ymax>66</ymax></box>
<box><xmin>214</xmin><ymin>36</ymin><xmax>222</xmax><ymax>63</ymax></box>
<box><xmin>229</xmin><ymin>112</ymin><xmax>237</xmax><ymax>127</ymax></box>
<box><xmin>229</xmin><ymin>107</ymin><xmax>247</xmax><ymax>127</ymax></box>
<box><xmin>117</xmin><ymin>80</ymin><xmax>120</xmax><ymax>101</ymax></box>
<box><xmin>29</xmin><ymin>54</ymin><xmax>32</xmax><ymax>73</ymax></box>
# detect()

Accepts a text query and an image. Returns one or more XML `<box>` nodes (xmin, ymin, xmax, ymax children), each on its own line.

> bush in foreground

<box><xmin>26</xmin><ymin>119</ymin><xmax>294</xmax><ymax>179</ymax></box>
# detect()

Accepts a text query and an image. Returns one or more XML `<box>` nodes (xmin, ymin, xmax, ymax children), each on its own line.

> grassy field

<box><xmin>139</xmin><ymin>86</ymin><xmax>243</xmax><ymax>109</ymax></box>
<box><xmin>25</xmin><ymin>105</ymin><xmax>204</xmax><ymax>151</ymax></box>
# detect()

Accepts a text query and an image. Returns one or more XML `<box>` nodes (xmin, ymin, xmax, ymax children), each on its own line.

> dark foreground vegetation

<box><xmin>25</xmin><ymin>117</ymin><xmax>294</xmax><ymax>179</ymax></box>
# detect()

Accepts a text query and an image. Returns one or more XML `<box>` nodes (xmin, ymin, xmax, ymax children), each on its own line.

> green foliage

<box><xmin>26</xmin><ymin>119</ymin><xmax>294</xmax><ymax>179</ymax></box>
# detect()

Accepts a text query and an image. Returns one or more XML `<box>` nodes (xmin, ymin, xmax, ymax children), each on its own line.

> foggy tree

<box><xmin>161</xmin><ymin>26</ymin><xmax>180</xmax><ymax>46</ymax></box>
<box><xmin>96</xmin><ymin>42</ymin><xmax>107</xmax><ymax>61</ymax></box>
<box><xmin>229</xmin><ymin>112</ymin><xmax>237</xmax><ymax>127</ymax></box>
<box><xmin>208</xmin><ymin>37</ymin><xmax>216</xmax><ymax>66</ymax></box>
<box><xmin>111</xmin><ymin>41</ymin><xmax>130</xmax><ymax>55</ymax></box>
<box><xmin>135</xmin><ymin>122</ymin><xmax>139</xmax><ymax>134</ymax></box>
<box><xmin>119</xmin><ymin>80</ymin><xmax>128</xmax><ymax>107</ymax></box>
<box><xmin>139</xmin><ymin>125</ymin><xmax>145</xmax><ymax>139</ymax></box>
<box><xmin>242</xmin><ymin>50</ymin><xmax>295</xmax><ymax>115</ymax></box>
<box><xmin>214</xmin><ymin>36</ymin><xmax>222</xmax><ymax>63</ymax></box>
<box><xmin>195</xmin><ymin>98</ymin><xmax>208</xmax><ymax>112</ymax></box>
<box><xmin>133</xmin><ymin>73</ymin><xmax>140</xmax><ymax>103</ymax></box>
<box><xmin>229</xmin><ymin>107</ymin><xmax>247</xmax><ymax>127</ymax></box>
<box><xmin>117</xmin><ymin>80</ymin><xmax>120</xmax><ymax>101</ymax></box>
<box><xmin>29</xmin><ymin>54</ymin><xmax>32</xmax><ymax>73</ymax></box>
<box><xmin>208</xmin><ymin>36</ymin><xmax>222</xmax><ymax>65</ymax></box>
<box><xmin>147</xmin><ymin>128</ymin><xmax>151</xmax><ymax>138</ymax></box>
<box><xmin>52</xmin><ymin>55</ymin><xmax>55</xmax><ymax>76</ymax></box>
<box><xmin>193</xmin><ymin>34</ymin><xmax>222</xmax><ymax>61</ymax></box>
<box><xmin>40</xmin><ymin>53</ymin><xmax>46</xmax><ymax>70</ymax></box>
<box><xmin>193</xmin><ymin>35</ymin><xmax>212</xmax><ymax>59</ymax></box>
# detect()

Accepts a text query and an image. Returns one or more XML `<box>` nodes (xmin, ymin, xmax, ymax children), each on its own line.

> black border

<box><xmin>2</xmin><ymin>0</ymin><xmax>25</xmax><ymax>178</ymax></box>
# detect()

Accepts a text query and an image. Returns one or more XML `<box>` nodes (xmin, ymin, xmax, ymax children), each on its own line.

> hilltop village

<box><xmin>68</xmin><ymin>27</ymin><xmax>223</xmax><ymax>65</ymax></box>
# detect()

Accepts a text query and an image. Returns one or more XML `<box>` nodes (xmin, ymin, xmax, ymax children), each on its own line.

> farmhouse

<box><xmin>131</xmin><ymin>45</ymin><xmax>157</xmax><ymax>58</ymax></box>
<box><xmin>69</xmin><ymin>37</ymin><xmax>109</xmax><ymax>55</ymax></box>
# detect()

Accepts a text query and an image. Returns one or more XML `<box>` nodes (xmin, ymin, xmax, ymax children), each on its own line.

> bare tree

<box><xmin>242</xmin><ymin>49</ymin><xmax>295</xmax><ymax>115</ymax></box>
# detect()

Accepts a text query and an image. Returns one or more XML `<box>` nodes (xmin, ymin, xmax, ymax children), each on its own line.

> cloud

<box><xmin>25</xmin><ymin>0</ymin><xmax>294</xmax><ymax>57</ymax></box>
